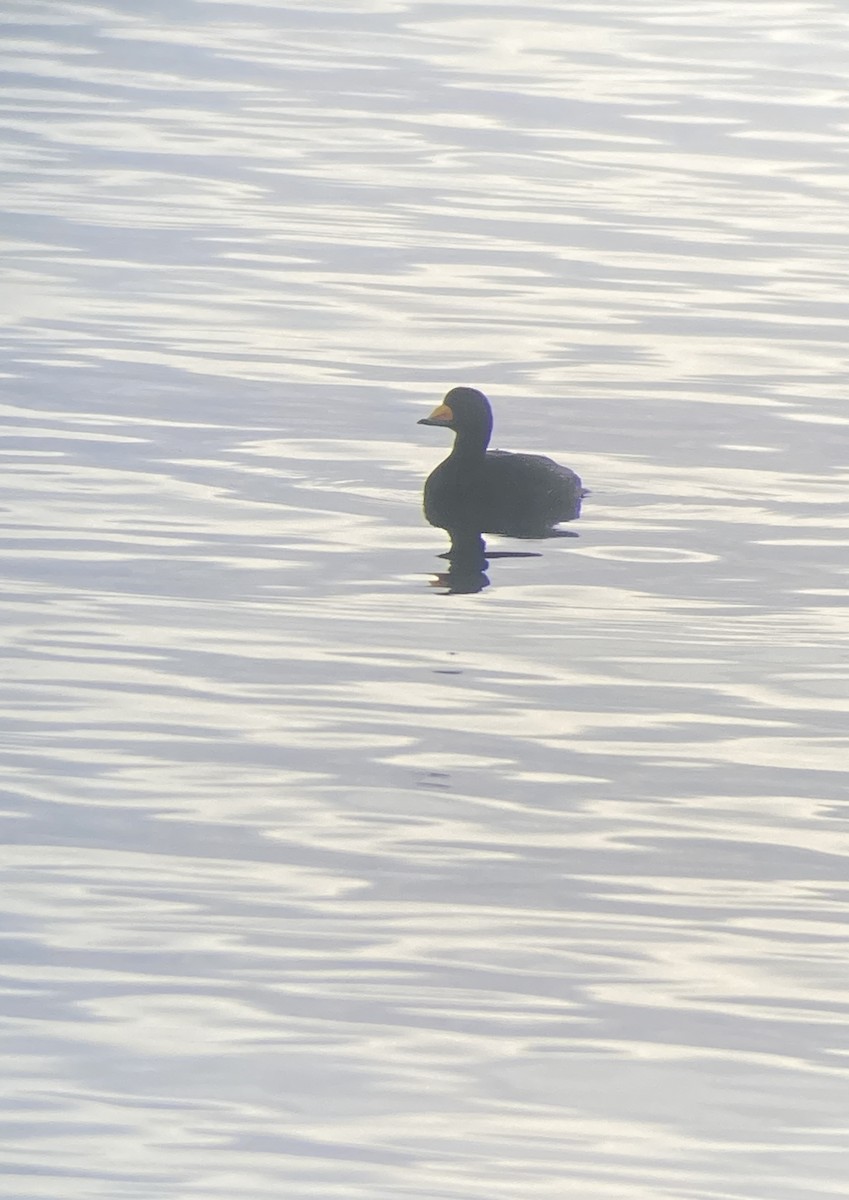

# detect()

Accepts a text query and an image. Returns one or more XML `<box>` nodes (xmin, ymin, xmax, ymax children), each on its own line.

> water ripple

<box><xmin>2</xmin><ymin>1</ymin><xmax>849</xmax><ymax>1197</ymax></box>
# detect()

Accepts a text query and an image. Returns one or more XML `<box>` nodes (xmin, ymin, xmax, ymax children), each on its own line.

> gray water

<box><xmin>2</xmin><ymin>2</ymin><xmax>849</xmax><ymax>1197</ymax></box>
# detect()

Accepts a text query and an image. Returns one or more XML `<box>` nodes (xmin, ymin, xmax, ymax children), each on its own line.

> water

<box><xmin>2</xmin><ymin>2</ymin><xmax>849</xmax><ymax>1197</ymax></box>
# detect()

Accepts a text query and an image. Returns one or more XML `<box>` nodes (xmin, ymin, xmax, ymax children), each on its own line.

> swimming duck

<box><xmin>418</xmin><ymin>387</ymin><xmax>585</xmax><ymax>537</ymax></box>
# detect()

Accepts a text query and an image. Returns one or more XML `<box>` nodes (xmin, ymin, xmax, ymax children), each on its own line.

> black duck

<box><xmin>418</xmin><ymin>387</ymin><xmax>585</xmax><ymax>537</ymax></box>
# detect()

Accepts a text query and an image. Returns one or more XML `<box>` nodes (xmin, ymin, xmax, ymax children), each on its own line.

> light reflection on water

<box><xmin>2</xmin><ymin>0</ymin><xmax>849</xmax><ymax>1197</ymax></box>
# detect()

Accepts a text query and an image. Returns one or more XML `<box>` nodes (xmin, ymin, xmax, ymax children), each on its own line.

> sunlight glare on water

<box><xmin>1</xmin><ymin>1</ymin><xmax>849</xmax><ymax>1197</ymax></box>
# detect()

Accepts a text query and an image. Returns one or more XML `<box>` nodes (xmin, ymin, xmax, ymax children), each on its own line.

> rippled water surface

<box><xmin>2</xmin><ymin>2</ymin><xmax>849</xmax><ymax>1197</ymax></box>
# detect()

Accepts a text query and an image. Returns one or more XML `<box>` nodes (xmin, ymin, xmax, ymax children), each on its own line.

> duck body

<box><xmin>419</xmin><ymin>387</ymin><xmax>584</xmax><ymax>538</ymax></box>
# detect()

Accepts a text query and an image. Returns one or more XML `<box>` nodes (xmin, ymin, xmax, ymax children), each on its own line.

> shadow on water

<box><xmin>427</xmin><ymin>526</ymin><xmax>579</xmax><ymax>594</ymax></box>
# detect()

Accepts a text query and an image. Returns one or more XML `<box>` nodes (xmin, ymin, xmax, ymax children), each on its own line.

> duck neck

<box><xmin>449</xmin><ymin>424</ymin><xmax>491</xmax><ymax>463</ymax></box>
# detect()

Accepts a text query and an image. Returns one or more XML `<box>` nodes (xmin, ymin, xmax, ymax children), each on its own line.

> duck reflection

<box><xmin>418</xmin><ymin>386</ymin><xmax>585</xmax><ymax>593</ymax></box>
<box><xmin>429</xmin><ymin>527</ymin><xmax>542</xmax><ymax>595</ymax></box>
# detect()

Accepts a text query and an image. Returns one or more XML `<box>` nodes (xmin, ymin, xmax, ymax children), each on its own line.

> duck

<box><xmin>418</xmin><ymin>387</ymin><xmax>585</xmax><ymax>537</ymax></box>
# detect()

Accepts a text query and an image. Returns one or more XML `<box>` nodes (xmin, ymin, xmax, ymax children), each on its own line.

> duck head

<box><xmin>417</xmin><ymin>387</ymin><xmax>493</xmax><ymax>447</ymax></box>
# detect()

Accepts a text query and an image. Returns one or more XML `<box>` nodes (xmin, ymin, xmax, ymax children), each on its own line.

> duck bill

<box><xmin>418</xmin><ymin>403</ymin><xmax>454</xmax><ymax>427</ymax></box>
